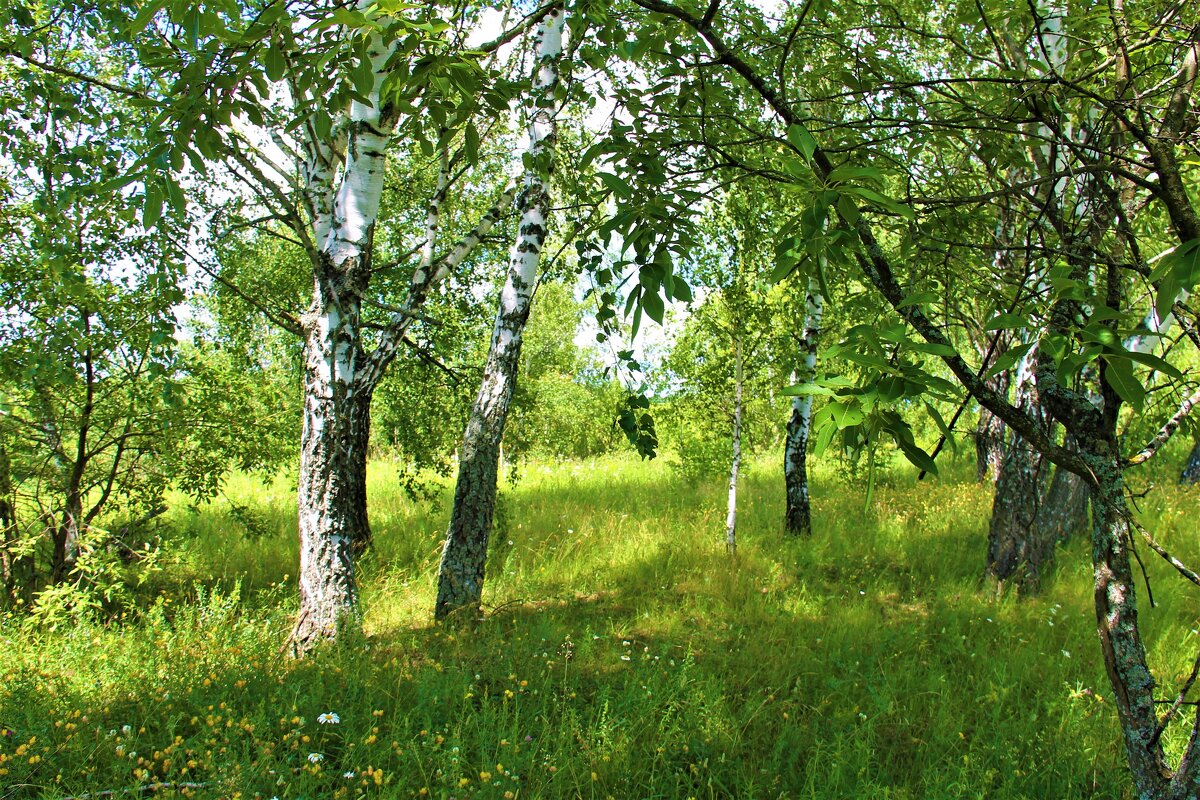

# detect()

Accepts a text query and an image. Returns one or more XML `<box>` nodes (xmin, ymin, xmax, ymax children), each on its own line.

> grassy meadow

<box><xmin>4</xmin><ymin>451</ymin><xmax>1200</xmax><ymax>799</ymax></box>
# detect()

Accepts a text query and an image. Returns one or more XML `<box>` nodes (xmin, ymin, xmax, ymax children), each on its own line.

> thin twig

<box><xmin>1128</xmin><ymin>525</ymin><xmax>1156</xmax><ymax>608</ymax></box>
<box><xmin>1130</xmin><ymin>517</ymin><xmax>1200</xmax><ymax>588</ymax></box>
<box><xmin>1149</xmin><ymin>650</ymin><xmax>1200</xmax><ymax>749</ymax></box>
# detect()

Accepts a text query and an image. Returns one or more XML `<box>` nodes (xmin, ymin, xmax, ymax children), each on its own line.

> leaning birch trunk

<box><xmin>434</xmin><ymin>7</ymin><xmax>565</xmax><ymax>621</ymax></box>
<box><xmin>783</xmin><ymin>278</ymin><xmax>823</xmax><ymax>535</ymax></box>
<box><xmin>725</xmin><ymin>334</ymin><xmax>744</xmax><ymax>556</ymax></box>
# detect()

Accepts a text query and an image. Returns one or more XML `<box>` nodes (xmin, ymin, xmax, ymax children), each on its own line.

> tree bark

<box><xmin>1033</xmin><ymin>441</ymin><xmax>1091</xmax><ymax>545</ymax></box>
<box><xmin>725</xmin><ymin>334</ymin><xmax>743</xmax><ymax>556</ymax></box>
<box><xmin>290</xmin><ymin>256</ymin><xmax>372</xmax><ymax>652</ymax></box>
<box><xmin>985</xmin><ymin>347</ymin><xmax>1053</xmax><ymax>591</ymax></box>
<box><xmin>1088</xmin><ymin>460</ymin><xmax>1175</xmax><ymax>798</ymax></box>
<box><xmin>434</xmin><ymin>7</ymin><xmax>564</xmax><ymax>621</ymax></box>
<box><xmin>975</xmin><ymin>370</ymin><xmax>1010</xmax><ymax>483</ymax></box>
<box><xmin>0</xmin><ymin>442</ymin><xmax>32</xmax><ymax>609</ymax></box>
<box><xmin>51</xmin><ymin>312</ymin><xmax>94</xmax><ymax>582</ymax></box>
<box><xmin>784</xmin><ymin>278</ymin><xmax>822</xmax><ymax>535</ymax></box>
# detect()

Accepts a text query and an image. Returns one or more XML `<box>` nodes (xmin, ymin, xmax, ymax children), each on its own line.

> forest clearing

<box><xmin>6</xmin><ymin>451</ymin><xmax>1200</xmax><ymax>800</ymax></box>
<box><xmin>4</xmin><ymin>0</ymin><xmax>1200</xmax><ymax>796</ymax></box>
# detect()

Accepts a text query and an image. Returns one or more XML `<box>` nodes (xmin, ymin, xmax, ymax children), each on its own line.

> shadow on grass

<box><xmin>2</xmin><ymin>457</ymin><xmax>1140</xmax><ymax>800</ymax></box>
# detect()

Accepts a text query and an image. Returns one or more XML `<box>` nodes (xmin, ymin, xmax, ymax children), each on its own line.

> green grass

<box><xmin>4</xmin><ymin>451</ymin><xmax>1200</xmax><ymax>799</ymax></box>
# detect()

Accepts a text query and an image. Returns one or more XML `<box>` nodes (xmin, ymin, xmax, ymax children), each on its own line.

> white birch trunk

<box><xmin>291</xmin><ymin>23</ymin><xmax>393</xmax><ymax>652</ymax></box>
<box><xmin>434</xmin><ymin>7</ymin><xmax>566</xmax><ymax>620</ymax></box>
<box><xmin>783</xmin><ymin>277</ymin><xmax>823</xmax><ymax>535</ymax></box>
<box><xmin>725</xmin><ymin>334</ymin><xmax>744</xmax><ymax>556</ymax></box>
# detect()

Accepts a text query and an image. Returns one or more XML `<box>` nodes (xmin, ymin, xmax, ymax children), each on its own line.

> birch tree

<box><xmin>435</xmin><ymin>5</ymin><xmax>567</xmax><ymax>620</ymax></box>
<box><xmin>52</xmin><ymin>0</ymin><xmax>557</xmax><ymax>651</ymax></box>
<box><xmin>782</xmin><ymin>278</ymin><xmax>823</xmax><ymax>536</ymax></box>
<box><xmin>620</xmin><ymin>0</ymin><xmax>1200</xmax><ymax>794</ymax></box>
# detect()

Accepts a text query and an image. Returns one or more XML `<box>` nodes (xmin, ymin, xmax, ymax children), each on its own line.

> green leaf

<box><xmin>129</xmin><ymin>0</ymin><xmax>168</xmax><ymax>34</ymax></box>
<box><xmin>894</xmin><ymin>436</ymin><xmax>938</xmax><ymax>474</ymax></box>
<box><xmin>843</xmin><ymin>186</ymin><xmax>916</xmax><ymax>220</ymax></box>
<box><xmin>641</xmin><ymin>289</ymin><xmax>665</xmax><ymax>325</ymax></box>
<box><xmin>464</xmin><ymin>122</ymin><xmax>479</xmax><ymax>163</ymax></box>
<box><xmin>579</xmin><ymin>142</ymin><xmax>607</xmax><ymax>170</ymax></box>
<box><xmin>984</xmin><ymin>312</ymin><xmax>1027</xmax><ymax>331</ymax></box>
<box><xmin>985</xmin><ymin>341</ymin><xmax>1035</xmax><ymax>378</ymax></box>
<box><xmin>924</xmin><ymin>401</ymin><xmax>957</xmax><ymax>455</ymax></box>
<box><xmin>1155</xmin><ymin>239</ymin><xmax>1200</xmax><ymax>318</ymax></box>
<box><xmin>353</xmin><ymin>57</ymin><xmax>376</xmax><ymax>97</ymax></box>
<box><xmin>143</xmin><ymin>183</ymin><xmax>163</xmax><ymax>229</ymax></box>
<box><xmin>836</xmin><ymin>193</ymin><xmax>860</xmax><ymax>225</ymax></box>
<box><xmin>771</xmin><ymin>254</ymin><xmax>802</xmax><ymax>285</ymax></box>
<box><xmin>1116</xmin><ymin>349</ymin><xmax>1183</xmax><ymax>380</ymax></box>
<box><xmin>896</xmin><ymin>291</ymin><xmax>937</xmax><ymax>309</ymax></box>
<box><xmin>829</xmin><ymin>399</ymin><xmax>865</xmax><ymax>429</ymax></box>
<box><xmin>597</xmin><ymin>172</ymin><xmax>630</xmax><ymax>197</ymax></box>
<box><xmin>263</xmin><ymin>43</ymin><xmax>287</xmax><ymax>82</ymax></box>
<box><xmin>670</xmin><ymin>277</ymin><xmax>693</xmax><ymax>303</ymax></box>
<box><xmin>787</xmin><ymin>124</ymin><xmax>818</xmax><ymax>162</ymax></box>
<box><xmin>1102</xmin><ymin>354</ymin><xmax>1145</xmax><ymax>412</ymax></box>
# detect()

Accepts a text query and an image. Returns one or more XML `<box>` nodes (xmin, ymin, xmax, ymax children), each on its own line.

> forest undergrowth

<box><xmin>4</xmin><ymin>452</ymin><xmax>1200</xmax><ymax>799</ymax></box>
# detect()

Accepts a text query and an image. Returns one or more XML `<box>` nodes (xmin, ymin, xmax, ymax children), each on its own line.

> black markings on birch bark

<box><xmin>435</xmin><ymin>6</ymin><xmax>565</xmax><ymax>621</ymax></box>
<box><xmin>784</xmin><ymin>279</ymin><xmax>823</xmax><ymax>536</ymax></box>
<box><xmin>725</xmin><ymin>334</ymin><xmax>743</xmax><ymax>555</ymax></box>
<box><xmin>291</xmin><ymin>256</ymin><xmax>371</xmax><ymax>652</ymax></box>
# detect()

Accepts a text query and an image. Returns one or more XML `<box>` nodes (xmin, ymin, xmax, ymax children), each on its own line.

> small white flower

<box><xmin>1062</xmin><ymin>650</ymin><xmax>1071</xmax><ymax>658</ymax></box>
<box><xmin>317</xmin><ymin>712</ymin><xmax>340</xmax><ymax>725</ymax></box>
<box><xmin>621</xmin><ymin>655</ymin><xmax>632</xmax><ymax>661</ymax></box>
<box><xmin>344</xmin><ymin>770</ymin><xmax>356</xmax><ymax>779</ymax></box>
<box><xmin>308</xmin><ymin>752</ymin><xmax>324</xmax><ymax>763</ymax></box>
<box><xmin>121</xmin><ymin>725</ymin><xmax>132</xmax><ymax>735</ymax></box>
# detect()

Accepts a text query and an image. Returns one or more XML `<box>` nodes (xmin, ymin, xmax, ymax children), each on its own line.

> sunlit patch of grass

<box><xmin>4</xmin><ymin>449</ymin><xmax>1190</xmax><ymax>798</ymax></box>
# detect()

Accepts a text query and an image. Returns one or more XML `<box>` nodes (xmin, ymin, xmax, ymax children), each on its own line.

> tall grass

<box><xmin>4</xmin><ymin>450</ymin><xmax>1200</xmax><ymax>798</ymax></box>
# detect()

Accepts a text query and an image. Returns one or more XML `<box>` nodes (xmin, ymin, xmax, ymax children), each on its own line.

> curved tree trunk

<box><xmin>434</xmin><ymin>7</ymin><xmax>565</xmax><ymax>621</ymax></box>
<box><xmin>1088</xmin><ymin>461</ymin><xmax>1176</xmax><ymax>798</ymax></box>
<box><xmin>784</xmin><ymin>278</ymin><xmax>823</xmax><ymax>535</ymax></box>
<box><xmin>52</xmin><ymin>313</ymin><xmax>94</xmax><ymax>582</ymax></box>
